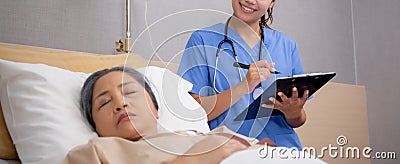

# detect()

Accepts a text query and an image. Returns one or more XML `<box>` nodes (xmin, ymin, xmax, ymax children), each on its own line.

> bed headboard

<box><xmin>296</xmin><ymin>82</ymin><xmax>370</xmax><ymax>164</ymax></box>
<box><xmin>0</xmin><ymin>42</ymin><xmax>158</xmax><ymax>159</ymax></box>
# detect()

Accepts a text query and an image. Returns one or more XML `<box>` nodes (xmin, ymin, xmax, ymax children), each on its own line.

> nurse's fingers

<box><xmin>250</xmin><ymin>61</ymin><xmax>271</xmax><ymax>77</ymax></box>
<box><xmin>247</xmin><ymin>63</ymin><xmax>270</xmax><ymax>80</ymax></box>
<box><xmin>269</xmin><ymin>62</ymin><xmax>277</xmax><ymax>73</ymax></box>
<box><xmin>253</xmin><ymin>60</ymin><xmax>278</xmax><ymax>78</ymax></box>
<box><xmin>253</xmin><ymin>60</ymin><xmax>272</xmax><ymax>69</ymax></box>
<box><xmin>278</xmin><ymin>92</ymin><xmax>289</xmax><ymax>102</ymax></box>
<box><xmin>300</xmin><ymin>90</ymin><xmax>309</xmax><ymax>101</ymax></box>
<box><xmin>246</xmin><ymin>60</ymin><xmax>273</xmax><ymax>88</ymax></box>
<box><xmin>261</xmin><ymin>97</ymin><xmax>283</xmax><ymax>110</ymax></box>
<box><xmin>258</xmin><ymin>67</ymin><xmax>271</xmax><ymax>81</ymax></box>
<box><xmin>291</xmin><ymin>87</ymin><xmax>299</xmax><ymax>101</ymax></box>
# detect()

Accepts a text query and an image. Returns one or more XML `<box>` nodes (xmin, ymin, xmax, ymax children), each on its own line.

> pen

<box><xmin>233</xmin><ymin>62</ymin><xmax>281</xmax><ymax>74</ymax></box>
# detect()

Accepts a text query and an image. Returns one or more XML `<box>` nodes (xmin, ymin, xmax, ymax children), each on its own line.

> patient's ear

<box><xmin>152</xmin><ymin>108</ymin><xmax>159</xmax><ymax>119</ymax></box>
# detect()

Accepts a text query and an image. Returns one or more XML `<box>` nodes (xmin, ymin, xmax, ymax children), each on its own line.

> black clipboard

<box><xmin>234</xmin><ymin>72</ymin><xmax>336</xmax><ymax>121</ymax></box>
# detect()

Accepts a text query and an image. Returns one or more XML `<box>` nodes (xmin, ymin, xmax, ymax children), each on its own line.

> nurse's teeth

<box><xmin>242</xmin><ymin>5</ymin><xmax>254</xmax><ymax>12</ymax></box>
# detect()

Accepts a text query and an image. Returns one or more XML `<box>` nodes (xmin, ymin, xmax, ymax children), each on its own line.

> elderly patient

<box><xmin>63</xmin><ymin>66</ymin><xmax>272</xmax><ymax>164</ymax></box>
<box><xmin>64</xmin><ymin>66</ymin><xmax>326</xmax><ymax>164</ymax></box>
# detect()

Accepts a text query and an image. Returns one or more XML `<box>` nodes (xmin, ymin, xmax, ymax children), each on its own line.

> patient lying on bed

<box><xmin>63</xmin><ymin>66</ymin><xmax>323</xmax><ymax>164</ymax></box>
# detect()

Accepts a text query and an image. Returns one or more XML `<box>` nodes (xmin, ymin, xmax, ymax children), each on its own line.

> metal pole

<box><xmin>126</xmin><ymin>0</ymin><xmax>131</xmax><ymax>38</ymax></box>
<box><xmin>116</xmin><ymin>0</ymin><xmax>132</xmax><ymax>52</ymax></box>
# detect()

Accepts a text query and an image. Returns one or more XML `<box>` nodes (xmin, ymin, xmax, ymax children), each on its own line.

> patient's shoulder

<box><xmin>88</xmin><ymin>136</ymin><xmax>128</xmax><ymax>144</ymax></box>
<box><xmin>209</xmin><ymin>126</ymin><xmax>259</xmax><ymax>144</ymax></box>
<box><xmin>209</xmin><ymin>126</ymin><xmax>236</xmax><ymax>134</ymax></box>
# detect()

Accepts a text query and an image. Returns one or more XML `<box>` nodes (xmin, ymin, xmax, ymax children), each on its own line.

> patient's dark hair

<box><xmin>80</xmin><ymin>66</ymin><xmax>158</xmax><ymax>131</ymax></box>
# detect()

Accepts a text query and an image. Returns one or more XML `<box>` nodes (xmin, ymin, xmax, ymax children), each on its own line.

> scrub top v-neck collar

<box><xmin>222</xmin><ymin>23</ymin><xmax>273</xmax><ymax>65</ymax></box>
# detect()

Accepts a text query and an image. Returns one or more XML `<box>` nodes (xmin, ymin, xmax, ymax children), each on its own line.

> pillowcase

<box><xmin>0</xmin><ymin>59</ymin><xmax>209</xmax><ymax>163</ymax></box>
<box><xmin>138</xmin><ymin>67</ymin><xmax>210</xmax><ymax>133</ymax></box>
<box><xmin>0</xmin><ymin>42</ymin><xmax>142</xmax><ymax>159</ymax></box>
<box><xmin>0</xmin><ymin>59</ymin><xmax>97</xmax><ymax>164</ymax></box>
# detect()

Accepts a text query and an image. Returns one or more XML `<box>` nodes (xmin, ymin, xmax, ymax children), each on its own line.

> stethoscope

<box><xmin>213</xmin><ymin>16</ymin><xmax>265</xmax><ymax>99</ymax></box>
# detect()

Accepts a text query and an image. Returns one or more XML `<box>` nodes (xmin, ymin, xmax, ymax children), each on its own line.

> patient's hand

<box><xmin>166</xmin><ymin>135</ymin><xmax>249</xmax><ymax>164</ymax></box>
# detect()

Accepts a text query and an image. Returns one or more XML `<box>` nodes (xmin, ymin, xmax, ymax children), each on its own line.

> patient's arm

<box><xmin>165</xmin><ymin>135</ymin><xmax>249</xmax><ymax>164</ymax></box>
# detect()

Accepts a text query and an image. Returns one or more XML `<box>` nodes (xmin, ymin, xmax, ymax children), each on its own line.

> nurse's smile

<box><xmin>240</xmin><ymin>2</ymin><xmax>257</xmax><ymax>14</ymax></box>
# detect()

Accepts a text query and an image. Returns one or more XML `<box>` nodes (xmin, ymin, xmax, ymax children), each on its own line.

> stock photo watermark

<box><xmin>257</xmin><ymin>135</ymin><xmax>396</xmax><ymax>160</ymax></box>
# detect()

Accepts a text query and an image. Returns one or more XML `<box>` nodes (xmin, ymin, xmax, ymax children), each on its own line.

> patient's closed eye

<box><xmin>98</xmin><ymin>98</ymin><xmax>111</xmax><ymax>110</ymax></box>
<box><xmin>123</xmin><ymin>86</ymin><xmax>137</xmax><ymax>96</ymax></box>
<box><xmin>123</xmin><ymin>90</ymin><xmax>136</xmax><ymax>95</ymax></box>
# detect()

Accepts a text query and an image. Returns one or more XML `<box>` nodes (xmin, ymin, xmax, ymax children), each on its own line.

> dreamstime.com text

<box><xmin>257</xmin><ymin>135</ymin><xmax>396</xmax><ymax>160</ymax></box>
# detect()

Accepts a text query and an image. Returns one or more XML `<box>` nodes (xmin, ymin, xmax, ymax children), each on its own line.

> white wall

<box><xmin>0</xmin><ymin>0</ymin><xmax>125</xmax><ymax>53</ymax></box>
<box><xmin>133</xmin><ymin>0</ymin><xmax>357</xmax><ymax>84</ymax></box>
<box><xmin>274</xmin><ymin>0</ymin><xmax>356</xmax><ymax>84</ymax></box>
<box><xmin>353</xmin><ymin>0</ymin><xmax>400</xmax><ymax>163</ymax></box>
<box><xmin>130</xmin><ymin>0</ymin><xmax>231</xmax><ymax>64</ymax></box>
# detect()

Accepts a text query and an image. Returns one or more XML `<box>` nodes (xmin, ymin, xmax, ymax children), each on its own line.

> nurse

<box><xmin>178</xmin><ymin>0</ymin><xmax>308</xmax><ymax>149</ymax></box>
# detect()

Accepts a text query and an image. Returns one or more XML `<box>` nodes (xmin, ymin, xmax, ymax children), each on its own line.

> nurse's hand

<box><xmin>244</xmin><ymin>60</ymin><xmax>275</xmax><ymax>93</ymax></box>
<box><xmin>262</xmin><ymin>87</ymin><xmax>308</xmax><ymax>128</ymax></box>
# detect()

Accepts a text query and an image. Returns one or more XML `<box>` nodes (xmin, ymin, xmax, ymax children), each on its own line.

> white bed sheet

<box><xmin>221</xmin><ymin>148</ymin><xmax>326</xmax><ymax>164</ymax></box>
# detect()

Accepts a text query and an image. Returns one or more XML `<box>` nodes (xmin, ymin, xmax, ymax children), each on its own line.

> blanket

<box><xmin>63</xmin><ymin>126</ymin><xmax>262</xmax><ymax>164</ymax></box>
<box><xmin>63</xmin><ymin>126</ymin><xmax>326</xmax><ymax>164</ymax></box>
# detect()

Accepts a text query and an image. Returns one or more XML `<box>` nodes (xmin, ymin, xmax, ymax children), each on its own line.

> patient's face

<box><xmin>91</xmin><ymin>71</ymin><xmax>158</xmax><ymax>140</ymax></box>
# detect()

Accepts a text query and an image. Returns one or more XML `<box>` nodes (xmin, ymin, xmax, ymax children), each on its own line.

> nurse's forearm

<box><xmin>190</xmin><ymin>81</ymin><xmax>250</xmax><ymax>121</ymax></box>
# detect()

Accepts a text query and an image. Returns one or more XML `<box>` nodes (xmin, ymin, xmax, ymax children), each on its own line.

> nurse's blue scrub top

<box><xmin>178</xmin><ymin>23</ymin><xmax>305</xmax><ymax>149</ymax></box>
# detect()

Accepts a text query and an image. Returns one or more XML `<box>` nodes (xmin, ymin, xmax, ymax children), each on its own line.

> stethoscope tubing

<box><xmin>213</xmin><ymin>16</ymin><xmax>264</xmax><ymax>94</ymax></box>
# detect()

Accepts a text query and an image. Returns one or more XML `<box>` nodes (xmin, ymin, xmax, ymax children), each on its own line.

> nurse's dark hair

<box><xmin>260</xmin><ymin>0</ymin><xmax>275</xmax><ymax>29</ymax></box>
<box><xmin>80</xmin><ymin>66</ymin><xmax>158</xmax><ymax>131</ymax></box>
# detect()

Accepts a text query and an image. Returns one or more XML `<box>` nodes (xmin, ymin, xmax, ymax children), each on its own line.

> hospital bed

<box><xmin>0</xmin><ymin>42</ymin><xmax>369</xmax><ymax>164</ymax></box>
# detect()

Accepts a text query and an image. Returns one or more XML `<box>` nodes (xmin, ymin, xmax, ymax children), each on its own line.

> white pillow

<box><xmin>0</xmin><ymin>59</ymin><xmax>97</xmax><ymax>164</ymax></box>
<box><xmin>137</xmin><ymin>66</ymin><xmax>210</xmax><ymax>133</ymax></box>
<box><xmin>0</xmin><ymin>60</ymin><xmax>209</xmax><ymax>163</ymax></box>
